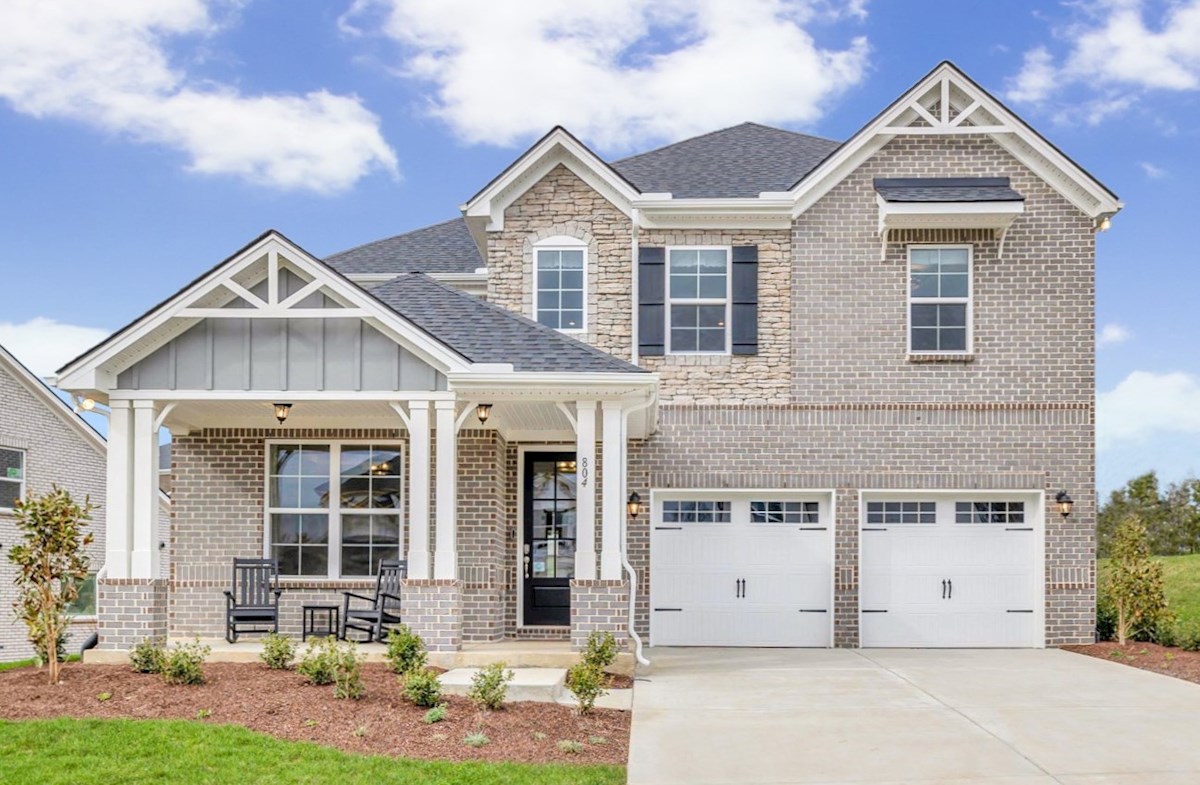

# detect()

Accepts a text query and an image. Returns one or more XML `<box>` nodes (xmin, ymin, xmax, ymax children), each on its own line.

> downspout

<box><xmin>630</xmin><ymin>208</ymin><xmax>640</xmax><ymax>367</ymax></box>
<box><xmin>621</xmin><ymin>389</ymin><xmax>657</xmax><ymax>667</ymax></box>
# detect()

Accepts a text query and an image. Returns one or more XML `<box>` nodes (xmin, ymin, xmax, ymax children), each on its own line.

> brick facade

<box><xmin>570</xmin><ymin>580</ymin><xmax>630</xmax><ymax>651</ymax></box>
<box><xmin>402</xmin><ymin>579</ymin><xmax>462</xmax><ymax>652</ymax></box>
<box><xmin>97</xmin><ymin>579</ymin><xmax>167</xmax><ymax>650</ymax></box>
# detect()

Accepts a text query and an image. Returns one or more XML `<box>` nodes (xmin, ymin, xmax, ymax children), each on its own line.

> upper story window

<box><xmin>909</xmin><ymin>246</ymin><xmax>971</xmax><ymax>354</ymax></box>
<box><xmin>534</xmin><ymin>237</ymin><xmax>586</xmax><ymax>332</ymax></box>
<box><xmin>267</xmin><ymin>442</ymin><xmax>404</xmax><ymax>579</ymax></box>
<box><xmin>668</xmin><ymin>247</ymin><xmax>729</xmax><ymax>353</ymax></box>
<box><xmin>0</xmin><ymin>447</ymin><xmax>25</xmax><ymax>511</ymax></box>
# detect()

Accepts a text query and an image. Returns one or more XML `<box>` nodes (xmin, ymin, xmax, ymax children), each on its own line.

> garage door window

<box><xmin>751</xmin><ymin>501</ymin><xmax>818</xmax><ymax>524</ymax></box>
<box><xmin>955</xmin><ymin>501</ymin><xmax>1025</xmax><ymax>524</ymax></box>
<box><xmin>866</xmin><ymin>500</ymin><xmax>935</xmax><ymax>524</ymax></box>
<box><xmin>662</xmin><ymin>500</ymin><xmax>731</xmax><ymax>523</ymax></box>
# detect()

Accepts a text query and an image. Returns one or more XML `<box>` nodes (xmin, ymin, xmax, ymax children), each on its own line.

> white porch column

<box><xmin>105</xmin><ymin>400</ymin><xmax>134</xmax><ymax>579</ymax></box>
<box><xmin>575</xmin><ymin>401</ymin><xmax>598</xmax><ymax>580</ymax></box>
<box><xmin>433</xmin><ymin>400</ymin><xmax>458</xmax><ymax>579</ymax></box>
<box><xmin>600</xmin><ymin>401</ymin><xmax>625</xmax><ymax>580</ymax></box>
<box><xmin>129</xmin><ymin>400</ymin><xmax>160</xmax><ymax>579</ymax></box>
<box><xmin>406</xmin><ymin>402</ymin><xmax>432</xmax><ymax>579</ymax></box>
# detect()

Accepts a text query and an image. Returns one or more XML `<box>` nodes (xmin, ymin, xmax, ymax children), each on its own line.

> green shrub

<box><xmin>333</xmin><ymin>642</ymin><xmax>365</xmax><ymax>700</ymax></box>
<box><xmin>385</xmin><ymin>625</ymin><xmax>427</xmax><ymax>674</ymax></box>
<box><xmin>588</xmin><ymin>735</ymin><xmax>608</xmax><ymax>745</ymax></box>
<box><xmin>403</xmin><ymin>667</ymin><xmax>442</xmax><ymax>708</ymax></box>
<box><xmin>259</xmin><ymin>633</ymin><xmax>296</xmax><ymax>670</ymax></box>
<box><xmin>297</xmin><ymin>637</ymin><xmax>339</xmax><ymax>686</ymax></box>
<box><xmin>582</xmin><ymin>630</ymin><xmax>618</xmax><ymax>670</ymax></box>
<box><xmin>1096</xmin><ymin>588</ymin><xmax>1117</xmax><ymax>641</ymax></box>
<box><xmin>161</xmin><ymin>639</ymin><xmax>210</xmax><ymax>686</ymax></box>
<box><xmin>129</xmin><ymin>638</ymin><xmax>166</xmax><ymax>674</ymax></box>
<box><xmin>463</xmin><ymin>732</ymin><xmax>489</xmax><ymax>748</ymax></box>
<box><xmin>566</xmin><ymin>661</ymin><xmax>609</xmax><ymax>715</ymax></box>
<box><xmin>1107</xmin><ymin>515</ymin><xmax>1171</xmax><ymax>645</ymax></box>
<box><xmin>1175</xmin><ymin>620</ymin><xmax>1200</xmax><ymax>652</ymax></box>
<box><xmin>422</xmin><ymin>704</ymin><xmax>447</xmax><ymax>724</ymax></box>
<box><xmin>556</xmin><ymin>739</ymin><xmax>583</xmax><ymax>754</ymax></box>
<box><xmin>467</xmin><ymin>662</ymin><xmax>513</xmax><ymax>711</ymax></box>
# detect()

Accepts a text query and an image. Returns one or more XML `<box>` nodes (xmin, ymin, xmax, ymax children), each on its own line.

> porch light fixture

<box><xmin>80</xmin><ymin>397</ymin><xmax>96</xmax><ymax>411</ymax></box>
<box><xmin>1055</xmin><ymin>490</ymin><xmax>1074</xmax><ymax>518</ymax></box>
<box><xmin>627</xmin><ymin>491</ymin><xmax>642</xmax><ymax>519</ymax></box>
<box><xmin>273</xmin><ymin>402</ymin><xmax>292</xmax><ymax>425</ymax></box>
<box><xmin>475</xmin><ymin>403</ymin><xmax>493</xmax><ymax>424</ymax></box>
<box><xmin>1096</xmin><ymin>216</ymin><xmax>1112</xmax><ymax>232</ymax></box>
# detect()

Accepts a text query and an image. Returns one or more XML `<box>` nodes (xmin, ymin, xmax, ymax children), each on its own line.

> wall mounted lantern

<box><xmin>476</xmin><ymin>403</ymin><xmax>493</xmax><ymax>424</ymax></box>
<box><xmin>1055</xmin><ymin>490</ymin><xmax>1074</xmax><ymax>518</ymax></box>
<box><xmin>627</xmin><ymin>491</ymin><xmax>642</xmax><ymax>519</ymax></box>
<box><xmin>274</xmin><ymin>402</ymin><xmax>292</xmax><ymax>425</ymax></box>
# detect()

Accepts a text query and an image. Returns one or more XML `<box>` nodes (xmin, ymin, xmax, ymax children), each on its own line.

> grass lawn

<box><xmin>1100</xmin><ymin>553</ymin><xmax>1200</xmax><ymax>622</ymax></box>
<box><xmin>0</xmin><ymin>718</ymin><xmax>626</xmax><ymax>785</ymax></box>
<box><xmin>0</xmin><ymin>655</ymin><xmax>79</xmax><ymax>674</ymax></box>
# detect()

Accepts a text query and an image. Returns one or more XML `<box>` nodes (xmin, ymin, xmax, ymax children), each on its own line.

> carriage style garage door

<box><xmin>650</xmin><ymin>492</ymin><xmax>832</xmax><ymax>647</ymax></box>
<box><xmin>860</xmin><ymin>493</ymin><xmax>1043</xmax><ymax>648</ymax></box>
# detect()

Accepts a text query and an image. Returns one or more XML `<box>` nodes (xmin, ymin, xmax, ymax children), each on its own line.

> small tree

<box><xmin>1106</xmin><ymin>514</ymin><xmax>1170</xmax><ymax>645</ymax></box>
<box><xmin>8</xmin><ymin>486</ymin><xmax>94</xmax><ymax>684</ymax></box>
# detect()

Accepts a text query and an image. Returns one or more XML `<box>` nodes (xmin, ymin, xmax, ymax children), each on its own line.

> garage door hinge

<box><xmin>798</xmin><ymin>609</ymin><xmax>828</xmax><ymax>613</ymax></box>
<box><xmin>653</xmin><ymin>608</ymin><xmax>683</xmax><ymax>612</ymax></box>
<box><xmin>861</xmin><ymin>609</ymin><xmax>888</xmax><ymax>613</ymax></box>
<box><xmin>654</xmin><ymin>526</ymin><xmax>683</xmax><ymax>531</ymax></box>
<box><xmin>1006</xmin><ymin>609</ymin><xmax>1034</xmax><ymax>613</ymax></box>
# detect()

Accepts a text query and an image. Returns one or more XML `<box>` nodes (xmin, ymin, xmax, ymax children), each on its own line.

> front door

<box><xmin>523</xmin><ymin>452</ymin><xmax>577</xmax><ymax>626</ymax></box>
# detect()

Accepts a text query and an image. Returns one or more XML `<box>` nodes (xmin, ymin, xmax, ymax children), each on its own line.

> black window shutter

<box><xmin>638</xmin><ymin>246</ymin><xmax>666</xmax><ymax>356</ymax></box>
<box><xmin>731</xmin><ymin>245</ymin><xmax>758</xmax><ymax>355</ymax></box>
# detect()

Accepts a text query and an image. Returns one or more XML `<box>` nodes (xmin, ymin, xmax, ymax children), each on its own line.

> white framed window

<box><xmin>0</xmin><ymin>447</ymin><xmax>24</xmax><ymax>511</ymax></box>
<box><xmin>662</xmin><ymin>500</ymin><xmax>732</xmax><ymax>523</ymax></box>
<box><xmin>955</xmin><ymin>500</ymin><xmax>1026</xmax><ymax>524</ymax></box>
<box><xmin>668</xmin><ymin>246</ymin><xmax>730</xmax><ymax>354</ymax></box>
<box><xmin>908</xmin><ymin>245</ymin><xmax>972</xmax><ymax>354</ymax></box>
<box><xmin>265</xmin><ymin>442</ymin><xmax>404</xmax><ymax>579</ymax></box>
<box><xmin>866</xmin><ymin>500</ymin><xmax>937</xmax><ymax>525</ymax></box>
<box><xmin>534</xmin><ymin>236</ymin><xmax>587</xmax><ymax>332</ymax></box>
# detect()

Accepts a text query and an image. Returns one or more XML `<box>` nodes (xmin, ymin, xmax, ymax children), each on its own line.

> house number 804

<box><xmin>579</xmin><ymin>456</ymin><xmax>589</xmax><ymax>487</ymax></box>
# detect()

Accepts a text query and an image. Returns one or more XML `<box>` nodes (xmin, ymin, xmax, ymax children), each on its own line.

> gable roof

<box><xmin>326</xmin><ymin>217</ymin><xmax>483</xmax><ymax>276</ymax></box>
<box><xmin>370</xmin><ymin>273</ymin><xmax>646</xmax><ymax>374</ymax></box>
<box><xmin>874</xmin><ymin>177</ymin><xmax>1024</xmax><ymax>203</ymax></box>
<box><xmin>612</xmin><ymin>122</ymin><xmax>840</xmax><ymax>198</ymax></box>
<box><xmin>0</xmin><ymin>342</ymin><xmax>106</xmax><ymax>455</ymax></box>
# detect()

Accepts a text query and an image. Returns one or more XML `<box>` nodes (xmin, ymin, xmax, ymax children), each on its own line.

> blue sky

<box><xmin>0</xmin><ymin>0</ymin><xmax>1197</xmax><ymax>495</ymax></box>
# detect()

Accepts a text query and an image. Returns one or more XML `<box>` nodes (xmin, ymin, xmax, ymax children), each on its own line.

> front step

<box><xmin>440</xmin><ymin>667</ymin><xmax>567</xmax><ymax>703</ymax></box>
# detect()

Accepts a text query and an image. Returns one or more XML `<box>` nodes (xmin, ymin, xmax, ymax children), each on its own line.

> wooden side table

<box><xmin>302</xmin><ymin>604</ymin><xmax>340</xmax><ymax>641</ymax></box>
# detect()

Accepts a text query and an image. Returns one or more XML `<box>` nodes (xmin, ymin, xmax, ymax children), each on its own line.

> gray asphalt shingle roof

<box><xmin>611</xmin><ymin>122</ymin><xmax>841</xmax><ymax>198</ymax></box>
<box><xmin>325</xmin><ymin>217</ymin><xmax>483</xmax><ymax>276</ymax></box>
<box><xmin>370</xmin><ymin>273</ymin><xmax>645</xmax><ymax>374</ymax></box>
<box><xmin>874</xmin><ymin>177</ymin><xmax>1024</xmax><ymax>203</ymax></box>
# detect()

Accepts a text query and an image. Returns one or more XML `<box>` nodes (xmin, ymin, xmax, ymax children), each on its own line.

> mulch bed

<box><xmin>0</xmin><ymin>662</ymin><xmax>629</xmax><ymax>766</ymax></box>
<box><xmin>1063</xmin><ymin>641</ymin><xmax>1200</xmax><ymax>685</ymax></box>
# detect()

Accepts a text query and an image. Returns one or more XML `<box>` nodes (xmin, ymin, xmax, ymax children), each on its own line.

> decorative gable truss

<box><xmin>56</xmin><ymin>232</ymin><xmax>473</xmax><ymax>397</ymax></box>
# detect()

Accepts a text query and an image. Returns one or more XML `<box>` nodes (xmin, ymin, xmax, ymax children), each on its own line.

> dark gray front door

<box><xmin>523</xmin><ymin>452</ymin><xmax>577</xmax><ymax>626</ymax></box>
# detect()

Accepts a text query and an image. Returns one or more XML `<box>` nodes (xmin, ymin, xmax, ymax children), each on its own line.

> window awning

<box><xmin>875</xmin><ymin>178</ymin><xmax>1024</xmax><ymax>259</ymax></box>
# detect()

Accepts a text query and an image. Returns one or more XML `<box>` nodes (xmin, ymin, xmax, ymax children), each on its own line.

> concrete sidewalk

<box><xmin>627</xmin><ymin>647</ymin><xmax>1200</xmax><ymax>785</ymax></box>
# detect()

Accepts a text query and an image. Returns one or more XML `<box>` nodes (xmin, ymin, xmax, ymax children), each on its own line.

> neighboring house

<box><xmin>58</xmin><ymin>62</ymin><xmax>1118</xmax><ymax>653</ymax></box>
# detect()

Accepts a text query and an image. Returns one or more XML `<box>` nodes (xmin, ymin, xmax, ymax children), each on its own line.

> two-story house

<box><xmin>57</xmin><ymin>62</ymin><xmax>1118</xmax><ymax>656</ymax></box>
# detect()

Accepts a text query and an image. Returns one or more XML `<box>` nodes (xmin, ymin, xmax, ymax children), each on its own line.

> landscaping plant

<box><xmin>581</xmin><ymin>631</ymin><xmax>618</xmax><ymax>670</ymax></box>
<box><xmin>463</xmin><ymin>732</ymin><xmax>489</xmax><ymax>748</ymax></box>
<box><xmin>129</xmin><ymin>638</ymin><xmax>166</xmax><ymax>674</ymax></box>
<box><xmin>566</xmin><ymin>661</ymin><xmax>608</xmax><ymax>715</ymax></box>
<box><xmin>333</xmin><ymin>642</ymin><xmax>365</xmax><ymax>700</ymax></box>
<box><xmin>422</xmin><ymin>704</ymin><xmax>447</xmax><ymax>724</ymax></box>
<box><xmin>384</xmin><ymin>625</ymin><xmax>427</xmax><ymax>674</ymax></box>
<box><xmin>403</xmin><ymin>667</ymin><xmax>442</xmax><ymax>708</ymax></box>
<box><xmin>297</xmin><ymin>636</ymin><xmax>339</xmax><ymax>685</ymax></box>
<box><xmin>1107</xmin><ymin>514</ymin><xmax>1172</xmax><ymax>645</ymax></box>
<box><xmin>557</xmin><ymin>739</ymin><xmax>583</xmax><ymax>754</ymax></box>
<box><xmin>467</xmin><ymin>661</ymin><xmax>514</xmax><ymax>711</ymax></box>
<box><xmin>7</xmin><ymin>486</ymin><xmax>94</xmax><ymax>684</ymax></box>
<box><xmin>259</xmin><ymin>632</ymin><xmax>296</xmax><ymax>670</ymax></box>
<box><xmin>161</xmin><ymin>639</ymin><xmax>211</xmax><ymax>686</ymax></box>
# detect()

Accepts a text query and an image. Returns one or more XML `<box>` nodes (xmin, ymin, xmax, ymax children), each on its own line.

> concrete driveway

<box><xmin>627</xmin><ymin>648</ymin><xmax>1200</xmax><ymax>785</ymax></box>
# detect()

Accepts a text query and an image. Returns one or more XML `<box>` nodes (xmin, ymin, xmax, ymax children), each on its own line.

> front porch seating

<box><xmin>340</xmin><ymin>559</ymin><xmax>406</xmax><ymax>643</ymax></box>
<box><xmin>224</xmin><ymin>558</ymin><xmax>283</xmax><ymax>643</ymax></box>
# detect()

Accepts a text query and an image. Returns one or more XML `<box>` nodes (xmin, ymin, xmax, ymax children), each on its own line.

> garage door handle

<box><xmin>942</xmin><ymin>579</ymin><xmax>947</xmax><ymax>599</ymax></box>
<box><xmin>947</xmin><ymin>579</ymin><xmax>952</xmax><ymax>600</ymax></box>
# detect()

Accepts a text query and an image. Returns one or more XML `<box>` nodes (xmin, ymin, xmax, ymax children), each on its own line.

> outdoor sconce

<box><xmin>80</xmin><ymin>397</ymin><xmax>96</xmax><ymax>411</ymax></box>
<box><xmin>273</xmin><ymin>402</ymin><xmax>292</xmax><ymax>425</ymax></box>
<box><xmin>1055</xmin><ymin>490</ymin><xmax>1074</xmax><ymax>518</ymax></box>
<box><xmin>627</xmin><ymin>491</ymin><xmax>642</xmax><ymax>519</ymax></box>
<box><xmin>476</xmin><ymin>403</ymin><xmax>493</xmax><ymax>424</ymax></box>
<box><xmin>1096</xmin><ymin>216</ymin><xmax>1112</xmax><ymax>232</ymax></box>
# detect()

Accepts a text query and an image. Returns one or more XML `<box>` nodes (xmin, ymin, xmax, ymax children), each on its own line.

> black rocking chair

<box><xmin>223</xmin><ymin>557</ymin><xmax>283</xmax><ymax>643</ymax></box>
<box><xmin>340</xmin><ymin>559</ymin><xmax>406</xmax><ymax>643</ymax></box>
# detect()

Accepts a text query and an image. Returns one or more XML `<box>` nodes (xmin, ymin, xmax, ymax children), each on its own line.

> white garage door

<box><xmin>860</xmin><ymin>494</ymin><xmax>1042</xmax><ymax>648</ymax></box>
<box><xmin>650</xmin><ymin>493</ymin><xmax>832</xmax><ymax>647</ymax></box>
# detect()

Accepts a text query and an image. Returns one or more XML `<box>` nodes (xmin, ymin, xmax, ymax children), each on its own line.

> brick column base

<box><xmin>98</xmin><ymin>578</ymin><xmax>167</xmax><ymax>650</ymax></box>
<box><xmin>402</xmin><ymin>579</ymin><xmax>462</xmax><ymax>652</ymax></box>
<box><xmin>570</xmin><ymin>580</ymin><xmax>629</xmax><ymax>652</ymax></box>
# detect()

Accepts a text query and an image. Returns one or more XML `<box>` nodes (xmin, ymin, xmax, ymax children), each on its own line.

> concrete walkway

<box><xmin>627</xmin><ymin>647</ymin><xmax>1200</xmax><ymax>785</ymax></box>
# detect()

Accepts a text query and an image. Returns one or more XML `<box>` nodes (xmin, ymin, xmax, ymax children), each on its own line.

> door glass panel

<box><xmin>527</xmin><ymin>457</ymin><xmax>577</xmax><ymax>581</ymax></box>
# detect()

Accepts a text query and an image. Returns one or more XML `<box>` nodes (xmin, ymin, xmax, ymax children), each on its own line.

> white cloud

<box><xmin>0</xmin><ymin>1</ymin><xmax>397</xmax><ymax>193</ymax></box>
<box><xmin>1097</xmin><ymin>323</ymin><xmax>1131</xmax><ymax>346</ymax></box>
<box><xmin>1097</xmin><ymin>370</ymin><xmax>1200</xmax><ymax>451</ymax></box>
<box><xmin>0</xmin><ymin>318</ymin><xmax>111</xmax><ymax>378</ymax></box>
<box><xmin>1007</xmin><ymin>1</ymin><xmax>1200</xmax><ymax>121</ymax></box>
<box><xmin>1140</xmin><ymin>161</ymin><xmax>1167</xmax><ymax>178</ymax></box>
<box><xmin>341</xmin><ymin>0</ymin><xmax>870</xmax><ymax>151</ymax></box>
